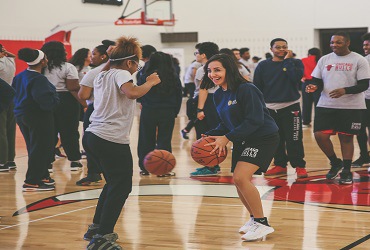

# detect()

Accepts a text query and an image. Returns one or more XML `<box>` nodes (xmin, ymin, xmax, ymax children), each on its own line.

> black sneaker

<box><xmin>84</xmin><ymin>223</ymin><xmax>100</xmax><ymax>241</ymax></box>
<box><xmin>22</xmin><ymin>183</ymin><xmax>55</xmax><ymax>192</ymax></box>
<box><xmin>76</xmin><ymin>174</ymin><xmax>102</xmax><ymax>186</ymax></box>
<box><xmin>87</xmin><ymin>233</ymin><xmax>121</xmax><ymax>250</ymax></box>
<box><xmin>326</xmin><ymin>159</ymin><xmax>343</xmax><ymax>180</ymax></box>
<box><xmin>0</xmin><ymin>164</ymin><xmax>9</xmax><ymax>172</ymax></box>
<box><xmin>181</xmin><ymin>129</ymin><xmax>189</xmax><ymax>139</ymax></box>
<box><xmin>42</xmin><ymin>177</ymin><xmax>56</xmax><ymax>186</ymax></box>
<box><xmin>339</xmin><ymin>171</ymin><xmax>353</xmax><ymax>185</ymax></box>
<box><xmin>140</xmin><ymin>170</ymin><xmax>150</xmax><ymax>176</ymax></box>
<box><xmin>351</xmin><ymin>157</ymin><xmax>370</xmax><ymax>168</ymax></box>
<box><xmin>70</xmin><ymin>161</ymin><xmax>83</xmax><ymax>171</ymax></box>
<box><xmin>5</xmin><ymin>161</ymin><xmax>16</xmax><ymax>170</ymax></box>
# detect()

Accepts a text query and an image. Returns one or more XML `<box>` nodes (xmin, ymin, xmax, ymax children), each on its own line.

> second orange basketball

<box><xmin>143</xmin><ymin>149</ymin><xmax>176</xmax><ymax>175</ymax></box>
<box><xmin>191</xmin><ymin>137</ymin><xmax>227</xmax><ymax>167</ymax></box>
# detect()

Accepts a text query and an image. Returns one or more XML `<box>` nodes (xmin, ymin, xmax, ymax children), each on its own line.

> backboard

<box><xmin>115</xmin><ymin>0</ymin><xmax>175</xmax><ymax>26</ymax></box>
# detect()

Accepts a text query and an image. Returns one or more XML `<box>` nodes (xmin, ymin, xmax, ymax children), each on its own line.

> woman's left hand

<box><xmin>204</xmin><ymin>135</ymin><xmax>229</xmax><ymax>157</ymax></box>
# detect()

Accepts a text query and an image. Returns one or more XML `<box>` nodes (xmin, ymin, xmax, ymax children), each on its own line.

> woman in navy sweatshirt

<box><xmin>201</xmin><ymin>54</ymin><xmax>279</xmax><ymax>242</ymax></box>
<box><xmin>12</xmin><ymin>48</ymin><xmax>59</xmax><ymax>191</ymax></box>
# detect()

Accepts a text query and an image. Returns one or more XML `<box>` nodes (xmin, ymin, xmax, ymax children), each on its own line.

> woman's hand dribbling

<box><xmin>205</xmin><ymin>135</ymin><xmax>229</xmax><ymax>157</ymax></box>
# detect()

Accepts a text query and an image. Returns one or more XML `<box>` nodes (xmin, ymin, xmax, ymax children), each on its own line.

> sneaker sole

<box><xmin>22</xmin><ymin>187</ymin><xmax>55</xmax><ymax>192</ymax></box>
<box><xmin>43</xmin><ymin>182</ymin><xmax>56</xmax><ymax>186</ymax></box>
<box><xmin>241</xmin><ymin>227</ymin><xmax>275</xmax><ymax>241</ymax></box>
<box><xmin>0</xmin><ymin>169</ymin><xmax>10</xmax><ymax>172</ymax></box>
<box><xmin>339</xmin><ymin>180</ymin><xmax>353</xmax><ymax>185</ymax></box>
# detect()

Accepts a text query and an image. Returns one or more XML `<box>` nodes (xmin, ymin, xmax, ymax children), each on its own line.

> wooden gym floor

<box><xmin>0</xmin><ymin>100</ymin><xmax>369</xmax><ymax>250</ymax></box>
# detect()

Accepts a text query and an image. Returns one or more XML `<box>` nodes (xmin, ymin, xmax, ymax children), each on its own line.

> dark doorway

<box><xmin>319</xmin><ymin>28</ymin><xmax>368</xmax><ymax>55</ymax></box>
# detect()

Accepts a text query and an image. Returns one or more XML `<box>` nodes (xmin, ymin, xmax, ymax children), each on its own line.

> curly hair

<box><xmin>110</xmin><ymin>36</ymin><xmax>142</xmax><ymax>66</ymax></box>
<box><xmin>41</xmin><ymin>41</ymin><xmax>67</xmax><ymax>71</ymax></box>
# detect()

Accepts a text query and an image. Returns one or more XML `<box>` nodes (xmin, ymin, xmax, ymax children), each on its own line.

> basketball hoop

<box><xmin>114</xmin><ymin>0</ymin><xmax>175</xmax><ymax>26</ymax></box>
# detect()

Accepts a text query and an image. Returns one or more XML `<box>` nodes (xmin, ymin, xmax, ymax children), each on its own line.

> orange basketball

<box><xmin>191</xmin><ymin>137</ymin><xmax>227</xmax><ymax>167</ymax></box>
<box><xmin>144</xmin><ymin>149</ymin><xmax>176</xmax><ymax>175</ymax></box>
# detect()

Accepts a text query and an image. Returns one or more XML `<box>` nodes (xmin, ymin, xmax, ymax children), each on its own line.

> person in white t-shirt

<box><xmin>76</xmin><ymin>41</ymin><xmax>112</xmax><ymax>186</ymax></box>
<box><xmin>82</xmin><ymin>36</ymin><xmax>160</xmax><ymax>250</ymax></box>
<box><xmin>307</xmin><ymin>31</ymin><xmax>370</xmax><ymax>184</ymax></box>
<box><xmin>239</xmin><ymin>47</ymin><xmax>254</xmax><ymax>80</ymax></box>
<box><xmin>42</xmin><ymin>41</ymin><xmax>84</xmax><ymax>171</ymax></box>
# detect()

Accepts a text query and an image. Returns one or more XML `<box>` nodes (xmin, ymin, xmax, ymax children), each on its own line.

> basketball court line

<box><xmin>340</xmin><ymin>234</ymin><xmax>370</xmax><ymax>250</ymax></box>
<box><xmin>1</xmin><ymin>198</ymin><xmax>368</xmax><ymax>231</ymax></box>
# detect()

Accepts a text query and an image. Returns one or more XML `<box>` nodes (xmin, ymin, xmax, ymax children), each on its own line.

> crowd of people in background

<box><xmin>1</xmin><ymin>30</ymin><xmax>370</xmax><ymax>247</ymax></box>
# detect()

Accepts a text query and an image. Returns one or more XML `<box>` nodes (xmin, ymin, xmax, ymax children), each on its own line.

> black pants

<box><xmin>83</xmin><ymin>132</ymin><xmax>133</xmax><ymax>235</ymax></box>
<box><xmin>137</xmin><ymin>107</ymin><xmax>176</xmax><ymax>171</ymax></box>
<box><xmin>16</xmin><ymin>111</ymin><xmax>54</xmax><ymax>184</ymax></box>
<box><xmin>83</xmin><ymin>103</ymin><xmax>101</xmax><ymax>175</ymax></box>
<box><xmin>54</xmin><ymin>92</ymin><xmax>81</xmax><ymax>161</ymax></box>
<box><xmin>194</xmin><ymin>93</ymin><xmax>220</xmax><ymax>139</ymax></box>
<box><xmin>184</xmin><ymin>82</ymin><xmax>196</xmax><ymax>98</ymax></box>
<box><xmin>268</xmin><ymin>102</ymin><xmax>306</xmax><ymax>168</ymax></box>
<box><xmin>301</xmin><ymin>80</ymin><xmax>320</xmax><ymax>125</ymax></box>
<box><xmin>0</xmin><ymin>102</ymin><xmax>16</xmax><ymax>164</ymax></box>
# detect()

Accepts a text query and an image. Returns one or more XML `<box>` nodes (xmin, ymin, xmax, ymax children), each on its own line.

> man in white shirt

<box><xmin>307</xmin><ymin>31</ymin><xmax>370</xmax><ymax>184</ymax></box>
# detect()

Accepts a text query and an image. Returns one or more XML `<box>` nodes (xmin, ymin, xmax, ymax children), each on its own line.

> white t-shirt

<box><xmin>86</xmin><ymin>69</ymin><xmax>135</xmax><ymax>144</ymax></box>
<box><xmin>184</xmin><ymin>61</ymin><xmax>201</xmax><ymax>83</ymax></box>
<box><xmin>239</xmin><ymin>58</ymin><xmax>254</xmax><ymax>80</ymax></box>
<box><xmin>80</xmin><ymin>63</ymin><xmax>107</xmax><ymax>105</ymax></box>
<box><xmin>364</xmin><ymin>55</ymin><xmax>370</xmax><ymax>100</ymax></box>
<box><xmin>44</xmin><ymin>62</ymin><xmax>79</xmax><ymax>92</ymax></box>
<box><xmin>193</xmin><ymin>66</ymin><xmax>218</xmax><ymax>98</ymax></box>
<box><xmin>311</xmin><ymin>52</ymin><xmax>370</xmax><ymax>109</ymax></box>
<box><xmin>0</xmin><ymin>57</ymin><xmax>15</xmax><ymax>84</ymax></box>
<box><xmin>78</xmin><ymin>65</ymin><xmax>91</xmax><ymax>82</ymax></box>
<box><xmin>238</xmin><ymin>65</ymin><xmax>251</xmax><ymax>78</ymax></box>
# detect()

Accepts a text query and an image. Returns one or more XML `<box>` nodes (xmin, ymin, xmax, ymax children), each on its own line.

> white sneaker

<box><xmin>241</xmin><ymin>222</ymin><xmax>274</xmax><ymax>241</ymax></box>
<box><xmin>239</xmin><ymin>217</ymin><xmax>254</xmax><ymax>234</ymax></box>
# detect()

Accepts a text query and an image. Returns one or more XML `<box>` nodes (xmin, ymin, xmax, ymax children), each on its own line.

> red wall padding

<box><xmin>0</xmin><ymin>40</ymin><xmax>44</xmax><ymax>74</ymax></box>
<box><xmin>1</xmin><ymin>31</ymin><xmax>73</xmax><ymax>74</ymax></box>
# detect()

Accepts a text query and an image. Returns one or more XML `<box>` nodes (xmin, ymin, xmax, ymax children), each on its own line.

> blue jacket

<box><xmin>253</xmin><ymin>58</ymin><xmax>303</xmax><ymax>103</ymax></box>
<box><xmin>12</xmin><ymin>70</ymin><xmax>59</xmax><ymax>117</ymax></box>
<box><xmin>206</xmin><ymin>82</ymin><xmax>278</xmax><ymax>142</ymax></box>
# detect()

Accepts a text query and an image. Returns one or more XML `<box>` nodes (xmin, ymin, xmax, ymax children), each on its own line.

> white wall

<box><xmin>2</xmin><ymin>0</ymin><xmax>370</xmax><ymax>63</ymax></box>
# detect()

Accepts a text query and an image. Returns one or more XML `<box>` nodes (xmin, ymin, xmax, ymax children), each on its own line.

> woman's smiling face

<box><xmin>207</xmin><ymin>60</ymin><xmax>227</xmax><ymax>89</ymax></box>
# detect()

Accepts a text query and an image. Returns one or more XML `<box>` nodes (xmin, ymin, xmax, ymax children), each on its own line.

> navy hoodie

<box><xmin>206</xmin><ymin>82</ymin><xmax>278</xmax><ymax>142</ymax></box>
<box><xmin>12</xmin><ymin>70</ymin><xmax>59</xmax><ymax>117</ymax></box>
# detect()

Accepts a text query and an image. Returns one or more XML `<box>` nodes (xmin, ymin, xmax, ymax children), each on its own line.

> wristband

<box><xmin>197</xmin><ymin>108</ymin><xmax>204</xmax><ymax>113</ymax></box>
